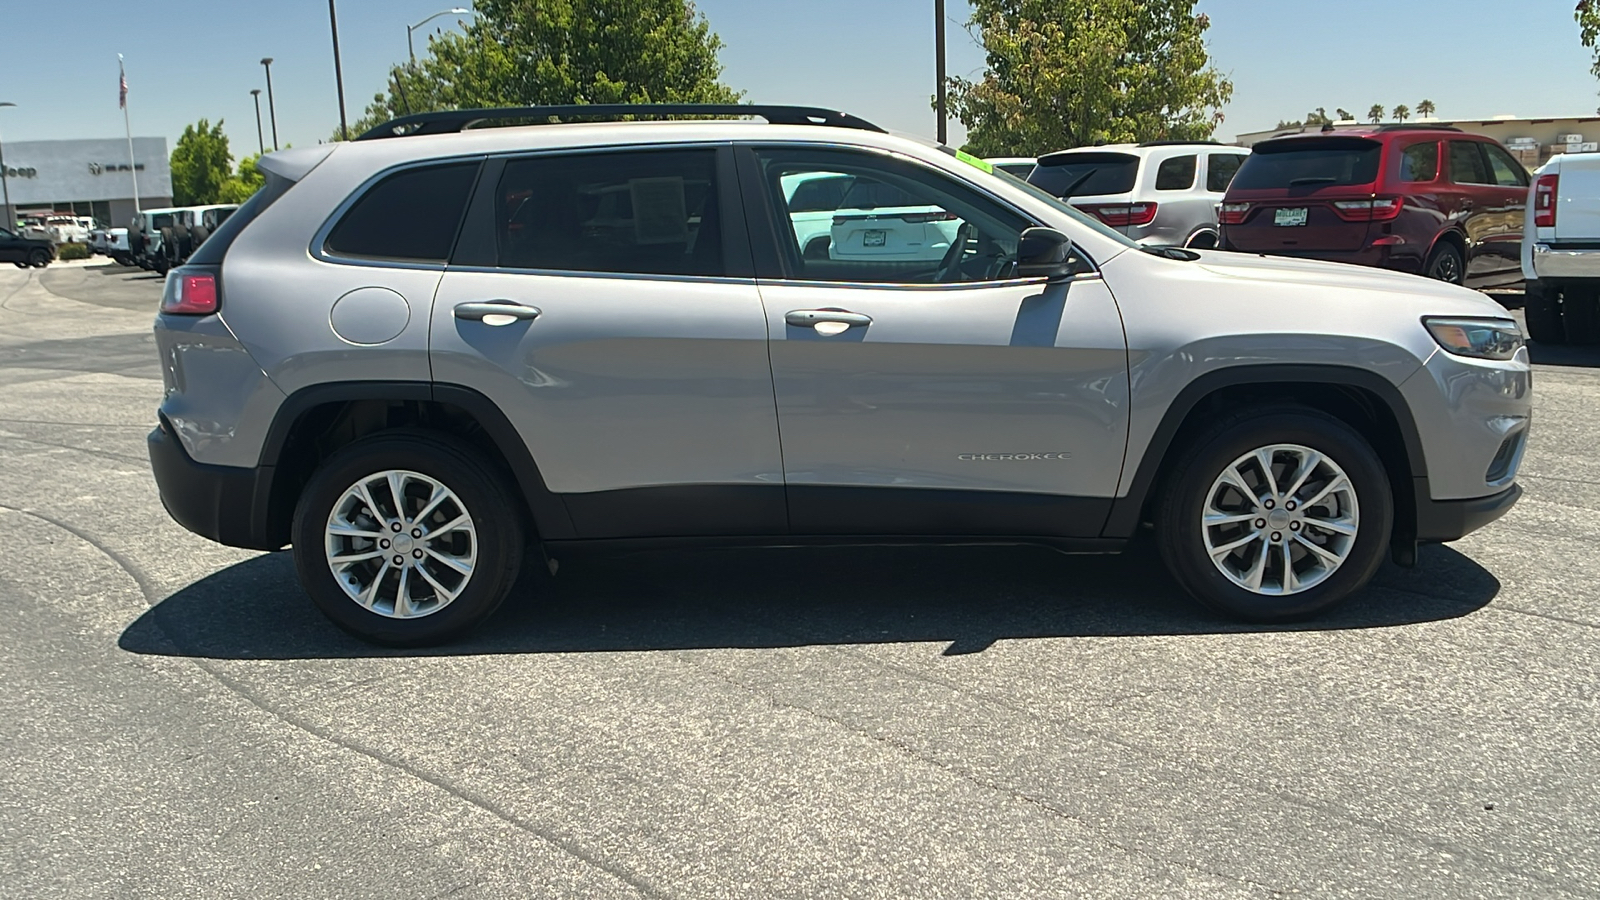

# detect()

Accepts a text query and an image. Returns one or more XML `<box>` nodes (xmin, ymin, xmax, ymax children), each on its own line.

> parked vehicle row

<box><xmin>125</xmin><ymin>204</ymin><xmax>239</xmax><ymax>272</ymax></box>
<box><xmin>147</xmin><ymin>104</ymin><xmax>1528</xmax><ymax>647</ymax></box>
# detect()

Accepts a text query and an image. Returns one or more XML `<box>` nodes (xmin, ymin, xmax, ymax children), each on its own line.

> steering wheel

<box><xmin>934</xmin><ymin>222</ymin><xmax>975</xmax><ymax>283</ymax></box>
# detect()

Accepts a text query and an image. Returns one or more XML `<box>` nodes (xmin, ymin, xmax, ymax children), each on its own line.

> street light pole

<box><xmin>408</xmin><ymin>8</ymin><xmax>472</xmax><ymax>66</ymax></box>
<box><xmin>935</xmin><ymin>0</ymin><xmax>947</xmax><ymax>145</ymax></box>
<box><xmin>260</xmin><ymin>57</ymin><xmax>279</xmax><ymax>151</ymax></box>
<box><xmin>329</xmin><ymin>0</ymin><xmax>349</xmax><ymax>141</ymax></box>
<box><xmin>0</xmin><ymin>102</ymin><xmax>14</xmax><ymax>230</ymax></box>
<box><xmin>250</xmin><ymin>89</ymin><xmax>265</xmax><ymax>156</ymax></box>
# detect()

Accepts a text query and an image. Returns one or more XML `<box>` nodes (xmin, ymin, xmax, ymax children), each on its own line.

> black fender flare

<box><xmin>1101</xmin><ymin>364</ymin><xmax>1429</xmax><ymax>539</ymax></box>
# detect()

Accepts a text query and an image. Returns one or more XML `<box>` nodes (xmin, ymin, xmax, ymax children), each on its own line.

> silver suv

<box><xmin>1028</xmin><ymin>142</ymin><xmax>1249</xmax><ymax>249</ymax></box>
<box><xmin>147</xmin><ymin>105</ymin><xmax>1530</xmax><ymax>646</ymax></box>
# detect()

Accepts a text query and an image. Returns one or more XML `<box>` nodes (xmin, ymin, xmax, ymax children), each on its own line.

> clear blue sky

<box><xmin>0</xmin><ymin>1</ymin><xmax>1596</xmax><ymax>154</ymax></box>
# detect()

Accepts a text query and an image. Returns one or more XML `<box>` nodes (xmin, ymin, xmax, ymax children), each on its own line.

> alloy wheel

<box><xmin>324</xmin><ymin>469</ymin><xmax>478</xmax><ymax>619</ymax></box>
<box><xmin>1200</xmin><ymin>444</ymin><xmax>1359</xmax><ymax>596</ymax></box>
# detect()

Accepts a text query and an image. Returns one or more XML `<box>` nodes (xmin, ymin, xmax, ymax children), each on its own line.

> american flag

<box><xmin>118</xmin><ymin>61</ymin><xmax>127</xmax><ymax>109</ymax></box>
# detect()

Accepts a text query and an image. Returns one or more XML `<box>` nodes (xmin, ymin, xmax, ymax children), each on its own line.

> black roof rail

<box><xmin>355</xmin><ymin>104</ymin><xmax>885</xmax><ymax>141</ymax></box>
<box><xmin>1136</xmin><ymin>139</ymin><xmax>1220</xmax><ymax>148</ymax></box>
<box><xmin>1372</xmin><ymin>123</ymin><xmax>1463</xmax><ymax>133</ymax></box>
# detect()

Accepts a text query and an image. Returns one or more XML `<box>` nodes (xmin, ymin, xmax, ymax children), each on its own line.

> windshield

<box><xmin>993</xmin><ymin>169</ymin><xmax>1140</xmax><ymax>249</ymax></box>
<box><xmin>1029</xmin><ymin>152</ymin><xmax>1140</xmax><ymax>197</ymax></box>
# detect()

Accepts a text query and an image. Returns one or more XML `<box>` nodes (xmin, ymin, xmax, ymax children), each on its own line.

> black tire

<box><xmin>1155</xmin><ymin>406</ymin><xmax>1393</xmax><ymax>622</ymax></box>
<box><xmin>1523</xmin><ymin>281</ymin><xmax>1568</xmax><ymax>345</ymax></box>
<box><xmin>28</xmin><ymin>248</ymin><xmax>49</xmax><ymax>268</ymax></box>
<box><xmin>1425</xmin><ymin>242</ymin><xmax>1465</xmax><ymax>285</ymax></box>
<box><xmin>1562</xmin><ymin>285</ymin><xmax>1600</xmax><ymax>345</ymax></box>
<box><xmin>290</xmin><ymin>431</ymin><xmax>526</xmax><ymax>646</ymax></box>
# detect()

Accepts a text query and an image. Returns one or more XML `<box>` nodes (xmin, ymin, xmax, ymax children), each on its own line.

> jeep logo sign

<box><xmin>88</xmin><ymin>162</ymin><xmax>103</xmax><ymax>175</ymax></box>
<box><xmin>2</xmin><ymin>165</ymin><xmax>37</xmax><ymax>179</ymax></box>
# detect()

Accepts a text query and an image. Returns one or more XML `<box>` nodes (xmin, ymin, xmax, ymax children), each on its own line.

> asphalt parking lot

<box><xmin>3</xmin><ymin>261</ymin><xmax>1599</xmax><ymax>899</ymax></box>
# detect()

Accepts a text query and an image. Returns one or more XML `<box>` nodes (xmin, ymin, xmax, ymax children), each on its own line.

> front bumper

<box><xmin>1415</xmin><ymin>483</ymin><xmax>1521</xmax><ymax>542</ymax></box>
<box><xmin>1529</xmin><ymin>243</ymin><xmax>1600</xmax><ymax>281</ymax></box>
<box><xmin>148</xmin><ymin>421</ymin><xmax>282</xmax><ymax>551</ymax></box>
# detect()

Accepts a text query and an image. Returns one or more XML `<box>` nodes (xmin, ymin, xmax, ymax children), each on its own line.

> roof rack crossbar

<box><xmin>356</xmin><ymin>104</ymin><xmax>885</xmax><ymax>141</ymax></box>
<box><xmin>1372</xmin><ymin>123</ymin><xmax>1463</xmax><ymax>133</ymax></box>
<box><xmin>1136</xmin><ymin>139</ymin><xmax>1221</xmax><ymax>148</ymax></box>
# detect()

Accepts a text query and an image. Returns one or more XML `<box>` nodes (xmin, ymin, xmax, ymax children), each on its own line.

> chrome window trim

<box><xmin>442</xmin><ymin>264</ymin><xmax>758</xmax><ymax>287</ymax></box>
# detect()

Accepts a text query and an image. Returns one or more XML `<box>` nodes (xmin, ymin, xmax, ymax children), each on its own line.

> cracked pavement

<box><xmin>3</xmin><ymin>261</ymin><xmax>1599</xmax><ymax>898</ymax></box>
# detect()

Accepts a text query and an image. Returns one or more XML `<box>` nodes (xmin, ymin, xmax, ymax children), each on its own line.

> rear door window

<box><xmin>325</xmin><ymin>161</ymin><xmax>479</xmax><ymax>262</ymax></box>
<box><xmin>1482</xmin><ymin>144</ymin><xmax>1529</xmax><ymax>187</ymax></box>
<box><xmin>1400</xmin><ymin>142</ymin><xmax>1439</xmax><ymax>182</ymax></box>
<box><xmin>1028</xmin><ymin>152</ymin><xmax>1139</xmax><ymax>198</ymax></box>
<box><xmin>1229</xmin><ymin>139</ymin><xmax>1382</xmax><ymax>189</ymax></box>
<box><xmin>495</xmin><ymin>149</ymin><xmax>723</xmax><ymax>277</ymax></box>
<box><xmin>1206</xmin><ymin>154</ymin><xmax>1245</xmax><ymax>192</ymax></box>
<box><xmin>1448</xmin><ymin>141</ymin><xmax>1492</xmax><ymax>185</ymax></box>
<box><xmin>1155</xmin><ymin>155</ymin><xmax>1197</xmax><ymax>190</ymax></box>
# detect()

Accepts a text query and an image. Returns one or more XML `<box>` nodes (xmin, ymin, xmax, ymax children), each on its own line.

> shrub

<box><xmin>56</xmin><ymin>242</ymin><xmax>90</xmax><ymax>261</ymax></box>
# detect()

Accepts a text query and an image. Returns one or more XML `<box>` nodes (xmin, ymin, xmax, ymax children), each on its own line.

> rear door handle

<box><xmin>453</xmin><ymin>300</ymin><xmax>542</xmax><ymax>323</ymax></box>
<box><xmin>784</xmin><ymin>309</ymin><xmax>872</xmax><ymax>328</ymax></box>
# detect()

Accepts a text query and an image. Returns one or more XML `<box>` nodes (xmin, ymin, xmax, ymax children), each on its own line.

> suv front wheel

<box><xmin>290</xmin><ymin>432</ymin><xmax>526</xmax><ymax>646</ymax></box>
<box><xmin>1156</xmin><ymin>407</ymin><xmax>1392</xmax><ymax>621</ymax></box>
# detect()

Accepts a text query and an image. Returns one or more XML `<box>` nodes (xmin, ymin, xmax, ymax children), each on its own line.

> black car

<box><xmin>0</xmin><ymin>227</ymin><xmax>54</xmax><ymax>269</ymax></box>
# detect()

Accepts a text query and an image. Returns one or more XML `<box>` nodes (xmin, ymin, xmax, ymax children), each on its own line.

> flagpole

<box><xmin>119</xmin><ymin>54</ymin><xmax>140</xmax><ymax>216</ymax></box>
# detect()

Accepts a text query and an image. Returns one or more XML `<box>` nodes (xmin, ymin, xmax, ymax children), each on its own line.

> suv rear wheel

<box><xmin>1156</xmin><ymin>407</ymin><xmax>1392</xmax><ymax>621</ymax></box>
<box><xmin>290</xmin><ymin>432</ymin><xmax>525</xmax><ymax>646</ymax></box>
<box><xmin>1425</xmin><ymin>243</ymin><xmax>1464</xmax><ymax>285</ymax></box>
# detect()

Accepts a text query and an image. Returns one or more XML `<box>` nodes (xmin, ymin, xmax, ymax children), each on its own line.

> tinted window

<box><xmin>757</xmin><ymin>148</ymin><xmax>1032</xmax><ymax>285</ymax></box>
<box><xmin>994</xmin><ymin>162</ymin><xmax>1035</xmax><ymax>178</ymax></box>
<box><xmin>1483</xmin><ymin>144</ymin><xmax>1529</xmax><ymax>187</ymax></box>
<box><xmin>326</xmin><ymin>162</ymin><xmax>478</xmax><ymax>261</ymax></box>
<box><xmin>1229</xmin><ymin>139</ymin><xmax>1382</xmax><ymax>190</ymax></box>
<box><xmin>0</xmin><ymin>228</ymin><xmax>13</xmax><ymax>240</ymax></box>
<box><xmin>496</xmin><ymin>150</ymin><xmax>721</xmax><ymax>277</ymax></box>
<box><xmin>1028</xmin><ymin>152</ymin><xmax>1139</xmax><ymax>197</ymax></box>
<box><xmin>1448</xmin><ymin>141</ymin><xmax>1491</xmax><ymax>185</ymax></box>
<box><xmin>1206</xmin><ymin>154</ymin><xmax>1245</xmax><ymax>192</ymax></box>
<box><xmin>1400</xmin><ymin>142</ymin><xmax>1439</xmax><ymax>182</ymax></box>
<box><xmin>1155</xmin><ymin>155</ymin><xmax>1197</xmax><ymax>190</ymax></box>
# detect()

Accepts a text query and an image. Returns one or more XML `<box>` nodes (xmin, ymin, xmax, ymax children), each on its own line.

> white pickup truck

<box><xmin>1523</xmin><ymin>152</ymin><xmax>1600</xmax><ymax>344</ymax></box>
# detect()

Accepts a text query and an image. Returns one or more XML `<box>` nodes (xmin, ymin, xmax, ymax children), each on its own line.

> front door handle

<box><xmin>454</xmin><ymin>300</ymin><xmax>542</xmax><ymax>323</ymax></box>
<box><xmin>785</xmin><ymin>309</ymin><xmax>872</xmax><ymax>329</ymax></box>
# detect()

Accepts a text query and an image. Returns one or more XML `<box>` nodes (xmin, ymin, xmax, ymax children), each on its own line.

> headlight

<box><xmin>1422</xmin><ymin>317</ymin><xmax>1523</xmax><ymax>361</ymax></box>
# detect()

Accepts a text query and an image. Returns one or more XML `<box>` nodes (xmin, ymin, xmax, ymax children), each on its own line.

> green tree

<box><xmin>1393</xmin><ymin>104</ymin><xmax>1410</xmax><ymax>122</ymax></box>
<box><xmin>1416</xmin><ymin>98</ymin><xmax>1436</xmax><ymax>118</ymax></box>
<box><xmin>218</xmin><ymin>154</ymin><xmax>265</xmax><ymax>204</ymax></box>
<box><xmin>1335</xmin><ymin>108</ymin><xmax>1353</xmax><ymax>121</ymax></box>
<box><xmin>1367</xmin><ymin>104</ymin><xmax>1385</xmax><ymax>124</ymax></box>
<box><xmin>1305</xmin><ymin>107</ymin><xmax>1331</xmax><ymax>126</ymax></box>
<box><xmin>347</xmin><ymin>0</ymin><xmax>741</xmax><ymax>139</ymax></box>
<box><xmin>946</xmin><ymin>0</ymin><xmax>1233</xmax><ymax>155</ymax></box>
<box><xmin>170</xmin><ymin>119</ymin><xmax>233</xmax><ymax>206</ymax></box>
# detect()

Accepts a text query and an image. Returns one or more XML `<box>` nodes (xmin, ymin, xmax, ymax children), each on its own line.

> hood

<box><xmin>1193</xmin><ymin>250</ymin><xmax>1509</xmax><ymax>315</ymax></box>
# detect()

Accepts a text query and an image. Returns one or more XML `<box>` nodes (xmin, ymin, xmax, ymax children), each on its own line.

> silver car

<box><xmin>146</xmin><ymin>104</ymin><xmax>1529</xmax><ymax>646</ymax></box>
<box><xmin>1028</xmin><ymin>142</ymin><xmax>1249</xmax><ymax>249</ymax></box>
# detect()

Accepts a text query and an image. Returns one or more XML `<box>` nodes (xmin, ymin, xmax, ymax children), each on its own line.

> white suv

<box><xmin>1028</xmin><ymin>142</ymin><xmax>1249</xmax><ymax>249</ymax></box>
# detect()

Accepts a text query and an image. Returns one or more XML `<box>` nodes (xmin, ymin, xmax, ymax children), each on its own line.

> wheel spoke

<box><xmin>1209</xmin><ymin>530</ymin><xmax>1263</xmax><ymax>560</ymax></box>
<box><xmin>1294</xmin><ymin>533</ymin><xmax>1344</xmax><ymax>566</ymax></box>
<box><xmin>393</xmin><ymin>566</ymin><xmax>411</xmax><ymax>618</ymax></box>
<box><xmin>1218</xmin><ymin>468</ymin><xmax>1260</xmax><ymax>508</ymax></box>
<box><xmin>1255</xmin><ymin>448</ymin><xmax>1280</xmax><ymax>498</ymax></box>
<box><xmin>1242</xmin><ymin>542</ymin><xmax>1269</xmax><ymax>590</ymax></box>
<box><xmin>328</xmin><ymin>523</ymin><xmax>385</xmax><ymax>539</ymax></box>
<box><xmin>413</xmin><ymin>563</ymin><xmax>460</xmax><ymax>603</ymax></box>
<box><xmin>358</xmin><ymin>559</ymin><xmax>392</xmax><ymax>609</ymax></box>
<box><xmin>329</xmin><ymin>548</ymin><xmax>385</xmax><ymax>566</ymax></box>
<box><xmin>1204</xmin><ymin>511</ymin><xmax>1258</xmax><ymax>526</ymax></box>
<box><xmin>422</xmin><ymin>514</ymin><xmax>470</xmax><ymax>540</ymax></box>
<box><xmin>1281</xmin><ymin>450</ymin><xmax>1323</xmax><ymax>502</ymax></box>
<box><xmin>412</xmin><ymin>485</ymin><xmax>449</xmax><ymax>525</ymax></box>
<box><xmin>1302</xmin><ymin>515</ymin><xmax>1357</xmax><ymax>536</ymax></box>
<box><xmin>356</xmin><ymin>481</ymin><xmax>387</xmax><ymax>527</ymax></box>
<box><xmin>1300</xmin><ymin>475</ymin><xmax>1349</xmax><ymax>513</ymax></box>
<box><xmin>387</xmin><ymin>472</ymin><xmax>408</xmax><ymax>523</ymax></box>
<box><xmin>425</xmin><ymin>547</ymin><xmax>473</xmax><ymax>575</ymax></box>
<box><xmin>1279</xmin><ymin>540</ymin><xmax>1297</xmax><ymax>592</ymax></box>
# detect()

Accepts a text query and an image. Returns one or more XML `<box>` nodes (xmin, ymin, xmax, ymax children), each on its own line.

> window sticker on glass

<box><xmin>630</xmin><ymin>177</ymin><xmax>689</xmax><ymax>244</ymax></box>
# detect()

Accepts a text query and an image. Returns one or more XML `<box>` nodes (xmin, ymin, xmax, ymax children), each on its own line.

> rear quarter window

<box><xmin>1206</xmin><ymin>154</ymin><xmax>1245</xmax><ymax>192</ymax></box>
<box><xmin>1400</xmin><ymin>142</ymin><xmax>1439</xmax><ymax>182</ymax></box>
<box><xmin>1229</xmin><ymin>139</ymin><xmax>1382</xmax><ymax>190</ymax></box>
<box><xmin>1155</xmin><ymin>155</ymin><xmax>1197</xmax><ymax>190</ymax></box>
<box><xmin>324</xmin><ymin>161</ymin><xmax>480</xmax><ymax>262</ymax></box>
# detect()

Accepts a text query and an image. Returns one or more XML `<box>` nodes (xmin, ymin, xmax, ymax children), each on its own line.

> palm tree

<box><xmin>1417</xmin><ymin>99</ymin><xmax>1436</xmax><ymax>119</ymax></box>
<box><xmin>1336</xmin><ymin>108</ymin><xmax>1353</xmax><ymax>122</ymax></box>
<box><xmin>1393</xmin><ymin>104</ymin><xmax>1410</xmax><ymax>123</ymax></box>
<box><xmin>1368</xmin><ymin>104</ymin><xmax>1385</xmax><ymax>124</ymax></box>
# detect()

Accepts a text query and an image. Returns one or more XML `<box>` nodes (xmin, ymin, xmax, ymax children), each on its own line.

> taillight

<box><xmin>1534</xmin><ymin>174</ymin><xmax>1558</xmax><ymax>228</ymax></box>
<box><xmin>161</xmin><ymin>271</ymin><xmax>218</xmax><ymax>315</ymax></box>
<box><xmin>1331</xmin><ymin>197</ymin><xmax>1405</xmax><ymax>222</ymax></box>
<box><xmin>1076</xmin><ymin>202</ymin><xmax>1158</xmax><ymax>227</ymax></box>
<box><xmin>899</xmin><ymin>211</ymin><xmax>961</xmax><ymax>224</ymax></box>
<box><xmin>1218</xmin><ymin>202</ymin><xmax>1250</xmax><ymax>225</ymax></box>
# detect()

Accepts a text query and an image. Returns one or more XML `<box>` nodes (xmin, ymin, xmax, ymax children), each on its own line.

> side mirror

<box><xmin>1016</xmin><ymin>227</ymin><xmax>1075</xmax><ymax>282</ymax></box>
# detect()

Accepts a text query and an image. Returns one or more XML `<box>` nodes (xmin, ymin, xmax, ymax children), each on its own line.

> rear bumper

<box><xmin>1529</xmin><ymin>243</ymin><xmax>1600</xmax><ymax>281</ymax></box>
<box><xmin>148</xmin><ymin>421</ymin><xmax>282</xmax><ymax>551</ymax></box>
<box><xmin>1414</xmin><ymin>483</ymin><xmax>1521</xmax><ymax>543</ymax></box>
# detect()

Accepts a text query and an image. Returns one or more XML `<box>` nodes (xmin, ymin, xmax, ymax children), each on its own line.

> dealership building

<box><xmin>1</xmin><ymin>137</ymin><xmax>171</xmax><ymax>229</ymax></box>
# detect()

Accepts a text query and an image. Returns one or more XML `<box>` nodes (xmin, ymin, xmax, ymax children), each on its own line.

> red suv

<box><xmin>1219</xmin><ymin>126</ymin><xmax>1528</xmax><ymax>289</ymax></box>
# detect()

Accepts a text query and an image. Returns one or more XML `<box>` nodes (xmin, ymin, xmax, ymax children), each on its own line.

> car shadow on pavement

<box><xmin>119</xmin><ymin>540</ymin><xmax>1499</xmax><ymax>661</ymax></box>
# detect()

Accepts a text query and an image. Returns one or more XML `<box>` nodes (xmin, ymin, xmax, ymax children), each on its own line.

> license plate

<box><xmin>1274</xmin><ymin>208</ymin><xmax>1308</xmax><ymax>227</ymax></box>
<box><xmin>863</xmin><ymin>230</ymin><xmax>887</xmax><ymax>247</ymax></box>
